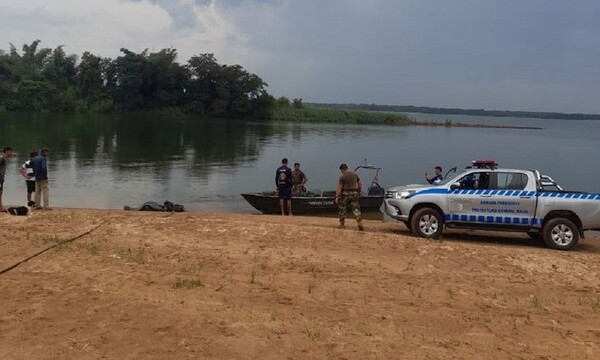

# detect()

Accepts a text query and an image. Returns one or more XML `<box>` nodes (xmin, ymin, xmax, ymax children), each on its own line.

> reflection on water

<box><xmin>1</xmin><ymin>113</ymin><xmax>599</xmax><ymax>212</ymax></box>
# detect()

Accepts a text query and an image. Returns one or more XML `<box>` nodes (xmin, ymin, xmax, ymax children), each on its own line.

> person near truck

<box><xmin>335</xmin><ymin>163</ymin><xmax>364</xmax><ymax>231</ymax></box>
<box><xmin>425</xmin><ymin>166</ymin><xmax>443</xmax><ymax>185</ymax></box>
<box><xmin>460</xmin><ymin>173</ymin><xmax>479</xmax><ymax>189</ymax></box>
<box><xmin>19</xmin><ymin>151</ymin><xmax>38</xmax><ymax>206</ymax></box>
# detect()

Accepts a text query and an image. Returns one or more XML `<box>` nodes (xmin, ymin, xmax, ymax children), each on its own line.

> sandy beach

<box><xmin>1</xmin><ymin>209</ymin><xmax>599</xmax><ymax>359</ymax></box>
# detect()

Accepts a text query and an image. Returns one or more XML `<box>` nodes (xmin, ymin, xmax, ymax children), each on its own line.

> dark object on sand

<box><xmin>7</xmin><ymin>206</ymin><xmax>29</xmax><ymax>216</ymax></box>
<box><xmin>124</xmin><ymin>201</ymin><xmax>185</xmax><ymax>212</ymax></box>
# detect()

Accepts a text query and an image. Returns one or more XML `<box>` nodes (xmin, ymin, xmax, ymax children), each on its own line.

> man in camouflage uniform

<box><xmin>334</xmin><ymin>163</ymin><xmax>364</xmax><ymax>231</ymax></box>
<box><xmin>291</xmin><ymin>162</ymin><xmax>308</xmax><ymax>195</ymax></box>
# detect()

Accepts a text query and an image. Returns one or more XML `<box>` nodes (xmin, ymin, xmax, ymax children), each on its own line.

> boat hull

<box><xmin>241</xmin><ymin>192</ymin><xmax>384</xmax><ymax>215</ymax></box>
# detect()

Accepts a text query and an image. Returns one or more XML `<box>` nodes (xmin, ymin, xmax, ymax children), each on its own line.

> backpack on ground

<box><xmin>7</xmin><ymin>206</ymin><xmax>28</xmax><ymax>216</ymax></box>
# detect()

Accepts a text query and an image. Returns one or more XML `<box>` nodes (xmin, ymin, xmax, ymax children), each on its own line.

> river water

<box><xmin>1</xmin><ymin>112</ymin><xmax>598</xmax><ymax>212</ymax></box>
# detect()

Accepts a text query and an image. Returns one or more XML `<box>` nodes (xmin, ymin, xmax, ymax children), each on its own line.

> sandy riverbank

<box><xmin>1</xmin><ymin>209</ymin><xmax>599</xmax><ymax>359</ymax></box>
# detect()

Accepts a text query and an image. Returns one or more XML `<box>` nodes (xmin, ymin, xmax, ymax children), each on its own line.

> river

<box><xmin>1</xmin><ymin>112</ymin><xmax>599</xmax><ymax>212</ymax></box>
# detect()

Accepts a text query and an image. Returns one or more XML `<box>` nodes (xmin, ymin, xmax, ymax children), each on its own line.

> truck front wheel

<box><xmin>411</xmin><ymin>208</ymin><xmax>443</xmax><ymax>239</ymax></box>
<box><xmin>542</xmin><ymin>218</ymin><xmax>579</xmax><ymax>250</ymax></box>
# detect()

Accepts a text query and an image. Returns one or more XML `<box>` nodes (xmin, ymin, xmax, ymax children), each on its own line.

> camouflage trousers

<box><xmin>338</xmin><ymin>190</ymin><xmax>361</xmax><ymax>222</ymax></box>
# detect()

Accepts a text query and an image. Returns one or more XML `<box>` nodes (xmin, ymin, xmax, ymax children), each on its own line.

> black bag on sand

<box><xmin>8</xmin><ymin>206</ymin><xmax>28</xmax><ymax>216</ymax></box>
<box><xmin>164</xmin><ymin>201</ymin><xmax>185</xmax><ymax>212</ymax></box>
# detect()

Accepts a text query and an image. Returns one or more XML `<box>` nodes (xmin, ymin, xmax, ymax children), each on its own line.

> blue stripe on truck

<box><xmin>412</xmin><ymin>188</ymin><xmax>600</xmax><ymax>200</ymax></box>
<box><xmin>446</xmin><ymin>215</ymin><xmax>542</xmax><ymax>225</ymax></box>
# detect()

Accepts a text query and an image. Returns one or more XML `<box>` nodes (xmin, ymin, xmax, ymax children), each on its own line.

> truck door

<box><xmin>447</xmin><ymin>171</ymin><xmax>494</xmax><ymax>224</ymax></box>
<box><xmin>489</xmin><ymin>172</ymin><xmax>537</xmax><ymax>226</ymax></box>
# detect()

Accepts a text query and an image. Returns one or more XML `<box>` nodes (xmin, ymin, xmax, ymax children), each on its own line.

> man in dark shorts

<box><xmin>275</xmin><ymin>158</ymin><xmax>293</xmax><ymax>215</ymax></box>
<box><xmin>335</xmin><ymin>163</ymin><xmax>363</xmax><ymax>230</ymax></box>
<box><xmin>0</xmin><ymin>146</ymin><xmax>14</xmax><ymax>212</ymax></box>
<box><xmin>19</xmin><ymin>151</ymin><xmax>38</xmax><ymax>206</ymax></box>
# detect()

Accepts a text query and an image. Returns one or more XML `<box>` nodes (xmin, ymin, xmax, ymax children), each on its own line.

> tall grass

<box><xmin>271</xmin><ymin>106</ymin><xmax>415</xmax><ymax>125</ymax></box>
<box><xmin>270</xmin><ymin>106</ymin><xmax>542</xmax><ymax>130</ymax></box>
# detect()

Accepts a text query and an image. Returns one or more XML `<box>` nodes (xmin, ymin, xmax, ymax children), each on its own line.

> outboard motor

<box><xmin>367</xmin><ymin>185</ymin><xmax>385</xmax><ymax>196</ymax></box>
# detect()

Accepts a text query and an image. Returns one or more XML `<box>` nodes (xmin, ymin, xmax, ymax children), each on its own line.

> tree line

<box><xmin>0</xmin><ymin>40</ymin><xmax>276</xmax><ymax>118</ymax></box>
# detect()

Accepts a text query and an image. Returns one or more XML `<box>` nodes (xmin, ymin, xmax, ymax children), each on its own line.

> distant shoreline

<box><xmin>272</xmin><ymin>106</ymin><xmax>542</xmax><ymax>130</ymax></box>
<box><xmin>308</xmin><ymin>103</ymin><xmax>600</xmax><ymax>121</ymax></box>
<box><xmin>414</xmin><ymin>120</ymin><xmax>541</xmax><ymax>130</ymax></box>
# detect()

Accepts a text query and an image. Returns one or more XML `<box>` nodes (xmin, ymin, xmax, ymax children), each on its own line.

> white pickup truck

<box><xmin>381</xmin><ymin>160</ymin><xmax>600</xmax><ymax>250</ymax></box>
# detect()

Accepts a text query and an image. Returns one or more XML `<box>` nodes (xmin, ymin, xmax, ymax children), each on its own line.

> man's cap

<box><xmin>41</xmin><ymin>147</ymin><xmax>51</xmax><ymax>152</ymax></box>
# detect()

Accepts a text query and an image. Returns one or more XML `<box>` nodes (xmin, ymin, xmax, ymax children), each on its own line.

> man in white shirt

<box><xmin>19</xmin><ymin>151</ymin><xmax>38</xmax><ymax>206</ymax></box>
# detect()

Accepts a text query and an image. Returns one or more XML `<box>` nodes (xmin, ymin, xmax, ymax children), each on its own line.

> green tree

<box><xmin>15</xmin><ymin>80</ymin><xmax>53</xmax><ymax>111</ymax></box>
<box><xmin>0</xmin><ymin>50</ymin><xmax>12</xmax><ymax>107</ymax></box>
<box><xmin>0</xmin><ymin>40</ymin><xmax>52</xmax><ymax>109</ymax></box>
<box><xmin>0</xmin><ymin>40</ymin><xmax>275</xmax><ymax>117</ymax></box>
<box><xmin>76</xmin><ymin>52</ymin><xmax>105</xmax><ymax>100</ymax></box>
<box><xmin>275</xmin><ymin>96</ymin><xmax>290</xmax><ymax>107</ymax></box>
<box><xmin>112</xmin><ymin>48</ymin><xmax>188</xmax><ymax>109</ymax></box>
<box><xmin>42</xmin><ymin>46</ymin><xmax>77</xmax><ymax>90</ymax></box>
<box><xmin>12</xmin><ymin>40</ymin><xmax>52</xmax><ymax>82</ymax></box>
<box><xmin>187</xmin><ymin>53</ymin><xmax>221</xmax><ymax>112</ymax></box>
<box><xmin>251</xmin><ymin>93</ymin><xmax>276</xmax><ymax>119</ymax></box>
<box><xmin>146</xmin><ymin>48</ymin><xmax>189</xmax><ymax>107</ymax></box>
<box><xmin>292</xmin><ymin>98</ymin><xmax>304</xmax><ymax>109</ymax></box>
<box><xmin>187</xmin><ymin>53</ymin><xmax>268</xmax><ymax>117</ymax></box>
<box><xmin>39</xmin><ymin>46</ymin><xmax>79</xmax><ymax>111</ymax></box>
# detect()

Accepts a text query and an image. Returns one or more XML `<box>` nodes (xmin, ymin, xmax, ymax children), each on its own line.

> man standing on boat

<box><xmin>292</xmin><ymin>162</ymin><xmax>308</xmax><ymax>195</ymax></box>
<box><xmin>275</xmin><ymin>158</ymin><xmax>293</xmax><ymax>215</ymax></box>
<box><xmin>335</xmin><ymin>163</ymin><xmax>363</xmax><ymax>231</ymax></box>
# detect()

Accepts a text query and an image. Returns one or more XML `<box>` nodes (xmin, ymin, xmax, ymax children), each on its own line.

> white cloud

<box><xmin>0</xmin><ymin>0</ymin><xmax>171</xmax><ymax>56</ymax></box>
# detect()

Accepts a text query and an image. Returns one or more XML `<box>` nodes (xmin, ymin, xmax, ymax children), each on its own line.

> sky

<box><xmin>1</xmin><ymin>0</ymin><xmax>599</xmax><ymax>113</ymax></box>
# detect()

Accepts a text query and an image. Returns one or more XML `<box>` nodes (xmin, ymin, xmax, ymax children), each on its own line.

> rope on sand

<box><xmin>0</xmin><ymin>220</ymin><xmax>109</xmax><ymax>276</ymax></box>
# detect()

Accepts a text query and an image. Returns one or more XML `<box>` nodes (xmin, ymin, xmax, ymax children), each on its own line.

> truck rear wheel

<box><xmin>411</xmin><ymin>208</ymin><xmax>443</xmax><ymax>239</ymax></box>
<box><xmin>542</xmin><ymin>218</ymin><xmax>579</xmax><ymax>250</ymax></box>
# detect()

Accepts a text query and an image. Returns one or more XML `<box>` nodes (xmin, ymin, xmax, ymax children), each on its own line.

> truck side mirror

<box><xmin>450</xmin><ymin>182</ymin><xmax>461</xmax><ymax>190</ymax></box>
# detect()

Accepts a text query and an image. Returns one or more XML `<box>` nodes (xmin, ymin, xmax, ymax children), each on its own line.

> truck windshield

<box><xmin>427</xmin><ymin>167</ymin><xmax>461</xmax><ymax>186</ymax></box>
<box><xmin>438</xmin><ymin>171</ymin><xmax>469</xmax><ymax>186</ymax></box>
